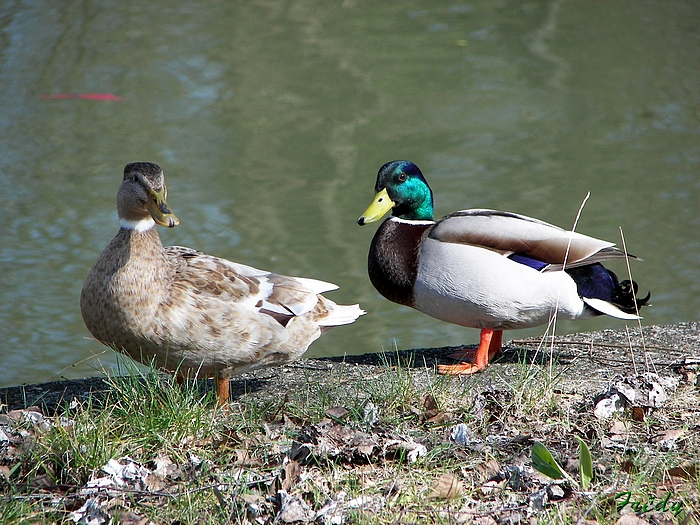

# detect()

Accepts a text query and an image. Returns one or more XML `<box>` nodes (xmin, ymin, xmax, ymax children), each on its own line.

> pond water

<box><xmin>1</xmin><ymin>1</ymin><xmax>698</xmax><ymax>388</ymax></box>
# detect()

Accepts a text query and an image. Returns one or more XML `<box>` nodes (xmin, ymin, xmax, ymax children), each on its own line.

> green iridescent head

<box><xmin>357</xmin><ymin>160</ymin><xmax>434</xmax><ymax>224</ymax></box>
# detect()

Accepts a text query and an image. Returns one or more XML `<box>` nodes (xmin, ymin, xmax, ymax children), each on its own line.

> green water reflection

<box><xmin>1</xmin><ymin>1</ymin><xmax>698</xmax><ymax>387</ymax></box>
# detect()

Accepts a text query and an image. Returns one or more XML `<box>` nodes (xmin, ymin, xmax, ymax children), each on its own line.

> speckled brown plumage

<box><xmin>80</xmin><ymin>162</ymin><xmax>364</xmax><ymax>405</ymax></box>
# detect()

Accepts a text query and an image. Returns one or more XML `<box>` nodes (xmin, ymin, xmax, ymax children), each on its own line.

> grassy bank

<box><xmin>1</xmin><ymin>343</ymin><xmax>698</xmax><ymax>524</ymax></box>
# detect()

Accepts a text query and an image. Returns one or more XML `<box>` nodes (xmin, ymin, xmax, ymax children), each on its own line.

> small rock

<box><xmin>362</xmin><ymin>402</ymin><xmax>379</xmax><ymax>427</ymax></box>
<box><xmin>69</xmin><ymin>497</ymin><xmax>110</xmax><ymax>525</ymax></box>
<box><xmin>594</xmin><ymin>393</ymin><xmax>626</xmax><ymax>419</ymax></box>
<box><xmin>276</xmin><ymin>489</ymin><xmax>315</xmax><ymax>523</ymax></box>
<box><xmin>451</xmin><ymin>423</ymin><xmax>472</xmax><ymax>445</ymax></box>
<box><xmin>529</xmin><ymin>488</ymin><xmax>548</xmax><ymax>511</ymax></box>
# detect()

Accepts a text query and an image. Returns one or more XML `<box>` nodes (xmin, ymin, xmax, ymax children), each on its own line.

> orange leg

<box><xmin>216</xmin><ymin>374</ymin><xmax>231</xmax><ymax>408</ymax></box>
<box><xmin>438</xmin><ymin>328</ymin><xmax>503</xmax><ymax>375</ymax></box>
<box><xmin>449</xmin><ymin>329</ymin><xmax>503</xmax><ymax>360</ymax></box>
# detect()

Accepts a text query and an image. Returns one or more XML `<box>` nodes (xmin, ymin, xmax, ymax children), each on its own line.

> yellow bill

<box><xmin>357</xmin><ymin>188</ymin><xmax>394</xmax><ymax>226</ymax></box>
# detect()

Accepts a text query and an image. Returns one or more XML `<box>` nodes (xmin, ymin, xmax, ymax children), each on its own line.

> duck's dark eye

<box><xmin>397</xmin><ymin>172</ymin><xmax>407</xmax><ymax>182</ymax></box>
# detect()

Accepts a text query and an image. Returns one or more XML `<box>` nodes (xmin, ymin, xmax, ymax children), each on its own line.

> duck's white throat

<box><xmin>390</xmin><ymin>216</ymin><xmax>435</xmax><ymax>226</ymax></box>
<box><xmin>120</xmin><ymin>217</ymin><xmax>156</xmax><ymax>232</ymax></box>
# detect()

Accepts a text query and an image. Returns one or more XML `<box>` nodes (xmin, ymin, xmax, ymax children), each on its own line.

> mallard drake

<box><xmin>81</xmin><ymin>162</ymin><xmax>364</xmax><ymax>405</ymax></box>
<box><xmin>357</xmin><ymin>160</ymin><xmax>649</xmax><ymax>374</ymax></box>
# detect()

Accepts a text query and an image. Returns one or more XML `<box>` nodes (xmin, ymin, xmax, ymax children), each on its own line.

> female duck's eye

<box><xmin>397</xmin><ymin>172</ymin><xmax>407</xmax><ymax>182</ymax></box>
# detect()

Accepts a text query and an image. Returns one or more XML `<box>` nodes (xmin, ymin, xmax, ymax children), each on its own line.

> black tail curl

<box><xmin>609</xmin><ymin>270</ymin><xmax>651</xmax><ymax>314</ymax></box>
<box><xmin>567</xmin><ymin>263</ymin><xmax>650</xmax><ymax>316</ymax></box>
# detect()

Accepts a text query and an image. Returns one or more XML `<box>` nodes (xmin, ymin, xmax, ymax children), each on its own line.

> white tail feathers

<box><xmin>318</xmin><ymin>303</ymin><xmax>366</xmax><ymax>327</ymax></box>
<box><xmin>295</xmin><ymin>277</ymin><xmax>340</xmax><ymax>295</ymax></box>
<box><xmin>583</xmin><ymin>297</ymin><xmax>642</xmax><ymax>320</ymax></box>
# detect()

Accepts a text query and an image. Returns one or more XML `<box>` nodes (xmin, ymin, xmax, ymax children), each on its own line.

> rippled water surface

<box><xmin>1</xmin><ymin>1</ymin><xmax>699</xmax><ymax>387</ymax></box>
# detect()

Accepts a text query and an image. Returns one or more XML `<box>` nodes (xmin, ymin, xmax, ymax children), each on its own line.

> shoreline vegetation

<box><xmin>1</xmin><ymin>322</ymin><xmax>699</xmax><ymax>524</ymax></box>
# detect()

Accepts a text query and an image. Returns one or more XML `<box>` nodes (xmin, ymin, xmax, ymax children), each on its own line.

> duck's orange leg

<box><xmin>216</xmin><ymin>374</ymin><xmax>230</xmax><ymax>408</ymax></box>
<box><xmin>448</xmin><ymin>329</ymin><xmax>503</xmax><ymax>361</ymax></box>
<box><xmin>438</xmin><ymin>328</ymin><xmax>503</xmax><ymax>375</ymax></box>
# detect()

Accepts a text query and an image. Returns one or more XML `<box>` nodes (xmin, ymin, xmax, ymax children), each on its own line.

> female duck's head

<box><xmin>117</xmin><ymin>162</ymin><xmax>179</xmax><ymax>231</ymax></box>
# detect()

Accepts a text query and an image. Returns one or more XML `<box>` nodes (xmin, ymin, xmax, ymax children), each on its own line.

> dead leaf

<box><xmin>631</xmin><ymin>406</ymin><xmax>646</xmax><ymax>421</ymax></box>
<box><xmin>652</xmin><ymin>429</ymin><xmax>685</xmax><ymax>450</ymax></box>
<box><xmin>609</xmin><ymin>420</ymin><xmax>629</xmax><ymax>441</ymax></box>
<box><xmin>422</xmin><ymin>394</ymin><xmax>438</xmax><ymax>412</ymax></box>
<box><xmin>118</xmin><ymin>512</ymin><xmax>147</xmax><ymax>525</ymax></box>
<box><xmin>620</xmin><ymin>459</ymin><xmax>638</xmax><ymax>474</ymax></box>
<box><xmin>615</xmin><ymin>514</ymin><xmax>651</xmax><ymax>525</ymax></box>
<box><xmin>476</xmin><ymin>459</ymin><xmax>501</xmax><ymax>482</ymax></box>
<box><xmin>480</xmin><ymin>479</ymin><xmax>502</xmax><ymax>495</ymax></box>
<box><xmin>69</xmin><ymin>497</ymin><xmax>110</xmax><ymax>525</ymax></box>
<box><xmin>428</xmin><ymin>473</ymin><xmax>462</xmax><ymax>500</ymax></box>
<box><xmin>31</xmin><ymin>473</ymin><xmax>56</xmax><ymax>491</ymax></box>
<box><xmin>325</xmin><ymin>406</ymin><xmax>350</xmax><ymax>420</ymax></box>
<box><xmin>282</xmin><ymin>460</ymin><xmax>301</xmax><ymax>491</ymax></box>
<box><xmin>233</xmin><ymin>448</ymin><xmax>260</xmax><ymax>467</ymax></box>
<box><xmin>425</xmin><ymin>411</ymin><xmax>451</xmax><ymax>424</ymax></box>
<box><xmin>144</xmin><ymin>473</ymin><xmax>165</xmax><ymax>492</ymax></box>
<box><xmin>668</xmin><ymin>463</ymin><xmax>698</xmax><ymax>480</ymax></box>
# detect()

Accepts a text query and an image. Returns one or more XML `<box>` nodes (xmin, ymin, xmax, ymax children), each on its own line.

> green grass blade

<box><xmin>531</xmin><ymin>441</ymin><xmax>565</xmax><ymax>480</ymax></box>
<box><xmin>576</xmin><ymin>436</ymin><xmax>594</xmax><ymax>489</ymax></box>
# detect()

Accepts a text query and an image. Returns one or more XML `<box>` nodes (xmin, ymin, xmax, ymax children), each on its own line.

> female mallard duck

<box><xmin>81</xmin><ymin>162</ymin><xmax>364</xmax><ymax>405</ymax></box>
<box><xmin>357</xmin><ymin>160</ymin><xmax>649</xmax><ymax>375</ymax></box>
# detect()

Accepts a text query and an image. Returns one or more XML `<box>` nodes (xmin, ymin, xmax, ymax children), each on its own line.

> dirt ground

<box><xmin>2</xmin><ymin>321</ymin><xmax>698</xmax><ymax>414</ymax></box>
<box><xmin>1</xmin><ymin>322</ymin><xmax>699</xmax><ymax>524</ymax></box>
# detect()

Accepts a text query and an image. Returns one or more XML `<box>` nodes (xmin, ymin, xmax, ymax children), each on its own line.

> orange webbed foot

<box><xmin>438</xmin><ymin>361</ymin><xmax>488</xmax><ymax>375</ymax></box>
<box><xmin>438</xmin><ymin>328</ymin><xmax>503</xmax><ymax>376</ymax></box>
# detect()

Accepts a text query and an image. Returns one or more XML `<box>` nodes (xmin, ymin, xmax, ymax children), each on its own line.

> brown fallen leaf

<box><xmin>631</xmin><ymin>406</ymin><xmax>646</xmax><ymax>422</ymax></box>
<box><xmin>0</xmin><ymin>466</ymin><xmax>9</xmax><ymax>481</ymax></box>
<box><xmin>425</xmin><ymin>411</ymin><xmax>452</xmax><ymax>425</ymax></box>
<box><xmin>652</xmin><ymin>429</ymin><xmax>685</xmax><ymax>450</ymax></box>
<box><xmin>615</xmin><ymin>514</ymin><xmax>651</xmax><ymax>525</ymax></box>
<box><xmin>428</xmin><ymin>473</ymin><xmax>463</xmax><ymax>500</ymax></box>
<box><xmin>233</xmin><ymin>448</ymin><xmax>260</xmax><ymax>467</ymax></box>
<box><xmin>620</xmin><ymin>459</ymin><xmax>638</xmax><ymax>474</ymax></box>
<box><xmin>422</xmin><ymin>396</ymin><xmax>439</xmax><ymax>419</ymax></box>
<box><xmin>118</xmin><ymin>511</ymin><xmax>148</xmax><ymax>525</ymax></box>
<box><xmin>422</xmin><ymin>394</ymin><xmax>438</xmax><ymax>412</ymax></box>
<box><xmin>325</xmin><ymin>406</ymin><xmax>350</xmax><ymax>420</ymax></box>
<box><xmin>282</xmin><ymin>460</ymin><xmax>302</xmax><ymax>492</ymax></box>
<box><xmin>668</xmin><ymin>462</ymin><xmax>698</xmax><ymax>480</ymax></box>
<box><xmin>476</xmin><ymin>459</ymin><xmax>502</xmax><ymax>482</ymax></box>
<box><xmin>609</xmin><ymin>420</ymin><xmax>629</xmax><ymax>437</ymax></box>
